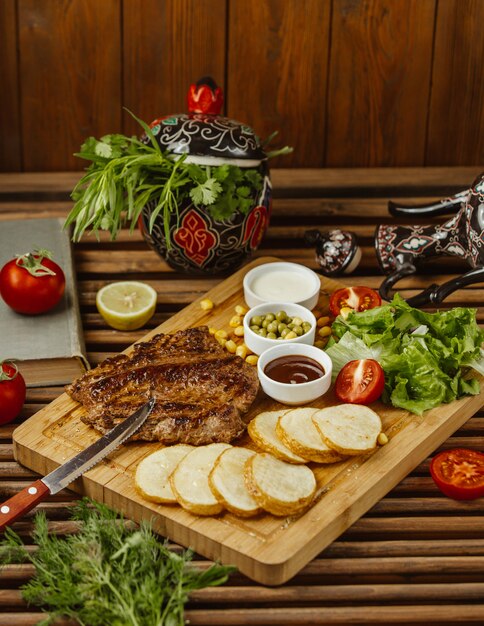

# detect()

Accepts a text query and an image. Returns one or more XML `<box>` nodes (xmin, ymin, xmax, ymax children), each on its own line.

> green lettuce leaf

<box><xmin>466</xmin><ymin>348</ymin><xmax>484</xmax><ymax>376</ymax></box>
<box><xmin>327</xmin><ymin>294</ymin><xmax>483</xmax><ymax>414</ymax></box>
<box><xmin>324</xmin><ymin>333</ymin><xmax>383</xmax><ymax>382</ymax></box>
<box><xmin>381</xmin><ymin>340</ymin><xmax>455</xmax><ymax>414</ymax></box>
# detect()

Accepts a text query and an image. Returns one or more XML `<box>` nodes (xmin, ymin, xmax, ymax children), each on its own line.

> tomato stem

<box><xmin>0</xmin><ymin>360</ymin><xmax>20</xmax><ymax>382</ymax></box>
<box><xmin>15</xmin><ymin>249</ymin><xmax>57</xmax><ymax>277</ymax></box>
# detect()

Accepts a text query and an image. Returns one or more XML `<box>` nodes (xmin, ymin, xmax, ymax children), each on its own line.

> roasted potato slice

<box><xmin>170</xmin><ymin>443</ymin><xmax>232</xmax><ymax>515</ymax></box>
<box><xmin>244</xmin><ymin>452</ymin><xmax>316</xmax><ymax>516</ymax></box>
<box><xmin>312</xmin><ymin>404</ymin><xmax>382</xmax><ymax>456</ymax></box>
<box><xmin>135</xmin><ymin>444</ymin><xmax>193</xmax><ymax>504</ymax></box>
<box><xmin>248</xmin><ymin>410</ymin><xmax>307</xmax><ymax>463</ymax></box>
<box><xmin>277</xmin><ymin>408</ymin><xmax>346</xmax><ymax>463</ymax></box>
<box><xmin>209</xmin><ymin>447</ymin><xmax>261</xmax><ymax>517</ymax></box>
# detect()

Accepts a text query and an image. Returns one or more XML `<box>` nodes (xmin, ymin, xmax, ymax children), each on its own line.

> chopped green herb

<box><xmin>0</xmin><ymin>498</ymin><xmax>234</xmax><ymax>626</ymax></box>
<box><xmin>189</xmin><ymin>176</ymin><xmax>222</xmax><ymax>206</ymax></box>
<box><xmin>66</xmin><ymin>112</ymin><xmax>290</xmax><ymax>247</ymax></box>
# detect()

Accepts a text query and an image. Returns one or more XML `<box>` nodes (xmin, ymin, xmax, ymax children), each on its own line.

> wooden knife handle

<box><xmin>0</xmin><ymin>479</ymin><xmax>50</xmax><ymax>532</ymax></box>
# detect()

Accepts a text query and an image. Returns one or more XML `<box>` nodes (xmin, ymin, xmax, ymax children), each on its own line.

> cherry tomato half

<box><xmin>329</xmin><ymin>286</ymin><xmax>381</xmax><ymax>317</ymax></box>
<box><xmin>0</xmin><ymin>361</ymin><xmax>26</xmax><ymax>424</ymax></box>
<box><xmin>430</xmin><ymin>448</ymin><xmax>484</xmax><ymax>501</ymax></box>
<box><xmin>0</xmin><ymin>251</ymin><xmax>65</xmax><ymax>315</ymax></box>
<box><xmin>334</xmin><ymin>359</ymin><xmax>385</xmax><ymax>405</ymax></box>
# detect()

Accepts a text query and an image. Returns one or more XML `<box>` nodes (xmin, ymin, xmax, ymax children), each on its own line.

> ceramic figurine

<box><xmin>305</xmin><ymin>229</ymin><xmax>361</xmax><ymax>277</ymax></box>
<box><xmin>139</xmin><ymin>77</ymin><xmax>272</xmax><ymax>275</ymax></box>
<box><xmin>375</xmin><ymin>172</ymin><xmax>484</xmax><ymax>305</ymax></box>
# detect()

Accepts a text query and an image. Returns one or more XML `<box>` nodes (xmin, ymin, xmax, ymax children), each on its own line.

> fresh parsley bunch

<box><xmin>0</xmin><ymin>498</ymin><xmax>234</xmax><ymax>626</ymax></box>
<box><xmin>185</xmin><ymin>162</ymin><xmax>264</xmax><ymax>221</ymax></box>
<box><xmin>66</xmin><ymin>111</ymin><xmax>283</xmax><ymax>248</ymax></box>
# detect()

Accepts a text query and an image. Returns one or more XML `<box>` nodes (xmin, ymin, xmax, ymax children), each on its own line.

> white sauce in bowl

<box><xmin>250</xmin><ymin>271</ymin><xmax>314</xmax><ymax>302</ymax></box>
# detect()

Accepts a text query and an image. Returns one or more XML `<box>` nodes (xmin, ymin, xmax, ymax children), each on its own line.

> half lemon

<box><xmin>96</xmin><ymin>281</ymin><xmax>157</xmax><ymax>331</ymax></box>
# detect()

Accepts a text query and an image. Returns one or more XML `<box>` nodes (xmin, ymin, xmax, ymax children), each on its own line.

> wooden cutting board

<box><xmin>12</xmin><ymin>257</ymin><xmax>483</xmax><ymax>585</ymax></box>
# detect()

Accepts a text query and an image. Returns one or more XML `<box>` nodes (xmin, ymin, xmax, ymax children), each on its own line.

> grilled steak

<box><xmin>65</xmin><ymin>326</ymin><xmax>259</xmax><ymax>445</ymax></box>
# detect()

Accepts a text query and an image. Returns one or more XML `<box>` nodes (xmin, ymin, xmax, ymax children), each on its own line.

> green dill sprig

<box><xmin>0</xmin><ymin>498</ymin><xmax>234</xmax><ymax>626</ymax></box>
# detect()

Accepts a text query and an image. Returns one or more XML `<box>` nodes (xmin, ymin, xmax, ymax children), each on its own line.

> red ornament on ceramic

<box><xmin>187</xmin><ymin>76</ymin><xmax>224</xmax><ymax>115</ymax></box>
<box><xmin>138</xmin><ymin>77</ymin><xmax>272</xmax><ymax>275</ymax></box>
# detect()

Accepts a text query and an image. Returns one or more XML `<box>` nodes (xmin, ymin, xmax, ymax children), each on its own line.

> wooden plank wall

<box><xmin>0</xmin><ymin>0</ymin><xmax>483</xmax><ymax>172</ymax></box>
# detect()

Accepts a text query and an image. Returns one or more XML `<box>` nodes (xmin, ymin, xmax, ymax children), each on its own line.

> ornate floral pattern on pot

<box><xmin>139</xmin><ymin>162</ymin><xmax>272</xmax><ymax>275</ymax></box>
<box><xmin>66</xmin><ymin>77</ymin><xmax>291</xmax><ymax>275</ymax></box>
<box><xmin>375</xmin><ymin>172</ymin><xmax>484</xmax><ymax>306</ymax></box>
<box><xmin>304</xmin><ymin>229</ymin><xmax>361</xmax><ymax>277</ymax></box>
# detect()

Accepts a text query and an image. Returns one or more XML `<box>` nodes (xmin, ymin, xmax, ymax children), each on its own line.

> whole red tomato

<box><xmin>0</xmin><ymin>249</ymin><xmax>65</xmax><ymax>314</ymax></box>
<box><xmin>0</xmin><ymin>361</ymin><xmax>26</xmax><ymax>424</ymax></box>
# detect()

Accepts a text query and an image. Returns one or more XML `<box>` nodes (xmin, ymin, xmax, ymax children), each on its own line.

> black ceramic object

<box><xmin>305</xmin><ymin>229</ymin><xmax>361</xmax><ymax>277</ymax></box>
<box><xmin>147</xmin><ymin>114</ymin><xmax>266</xmax><ymax>162</ymax></box>
<box><xmin>375</xmin><ymin>172</ymin><xmax>484</xmax><ymax>306</ymax></box>
<box><xmin>138</xmin><ymin>77</ymin><xmax>271</xmax><ymax>275</ymax></box>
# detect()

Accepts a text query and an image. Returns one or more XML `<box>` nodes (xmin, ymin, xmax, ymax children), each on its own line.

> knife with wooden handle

<box><xmin>0</xmin><ymin>397</ymin><xmax>155</xmax><ymax>532</ymax></box>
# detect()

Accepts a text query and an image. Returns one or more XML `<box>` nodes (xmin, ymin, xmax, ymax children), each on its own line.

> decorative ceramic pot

<box><xmin>375</xmin><ymin>172</ymin><xmax>484</xmax><ymax>305</ymax></box>
<box><xmin>139</xmin><ymin>77</ymin><xmax>272</xmax><ymax>275</ymax></box>
<box><xmin>304</xmin><ymin>229</ymin><xmax>361</xmax><ymax>277</ymax></box>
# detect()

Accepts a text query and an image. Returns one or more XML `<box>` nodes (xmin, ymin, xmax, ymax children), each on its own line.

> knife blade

<box><xmin>0</xmin><ymin>397</ymin><xmax>155</xmax><ymax>532</ymax></box>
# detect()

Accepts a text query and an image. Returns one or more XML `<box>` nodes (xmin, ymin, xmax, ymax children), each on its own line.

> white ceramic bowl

<box><xmin>243</xmin><ymin>262</ymin><xmax>320</xmax><ymax>309</ymax></box>
<box><xmin>243</xmin><ymin>302</ymin><xmax>316</xmax><ymax>356</ymax></box>
<box><xmin>257</xmin><ymin>343</ymin><xmax>333</xmax><ymax>405</ymax></box>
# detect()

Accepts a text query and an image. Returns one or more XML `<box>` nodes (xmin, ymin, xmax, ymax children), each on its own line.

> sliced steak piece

<box><xmin>65</xmin><ymin>326</ymin><xmax>259</xmax><ymax>445</ymax></box>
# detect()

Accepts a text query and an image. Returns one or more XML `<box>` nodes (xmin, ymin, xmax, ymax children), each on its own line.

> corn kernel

<box><xmin>233</xmin><ymin>335</ymin><xmax>250</xmax><ymax>350</ymax></box>
<box><xmin>246</xmin><ymin>355</ymin><xmax>259</xmax><ymax>366</ymax></box>
<box><xmin>208</xmin><ymin>327</ymin><xmax>217</xmax><ymax>335</ymax></box>
<box><xmin>229</xmin><ymin>315</ymin><xmax>242</xmax><ymax>328</ymax></box>
<box><xmin>233</xmin><ymin>325</ymin><xmax>245</xmax><ymax>337</ymax></box>
<box><xmin>200</xmin><ymin>298</ymin><xmax>214</xmax><ymax>311</ymax></box>
<box><xmin>225</xmin><ymin>339</ymin><xmax>237</xmax><ymax>353</ymax></box>
<box><xmin>285</xmin><ymin>330</ymin><xmax>297</xmax><ymax>340</ymax></box>
<box><xmin>339</xmin><ymin>306</ymin><xmax>353</xmax><ymax>320</ymax></box>
<box><xmin>216</xmin><ymin>336</ymin><xmax>227</xmax><ymax>347</ymax></box>
<box><xmin>378</xmin><ymin>432</ymin><xmax>389</xmax><ymax>446</ymax></box>
<box><xmin>317</xmin><ymin>316</ymin><xmax>331</xmax><ymax>327</ymax></box>
<box><xmin>318</xmin><ymin>326</ymin><xmax>332</xmax><ymax>338</ymax></box>
<box><xmin>236</xmin><ymin>344</ymin><xmax>248</xmax><ymax>359</ymax></box>
<box><xmin>314</xmin><ymin>340</ymin><xmax>327</xmax><ymax>349</ymax></box>
<box><xmin>215</xmin><ymin>329</ymin><xmax>228</xmax><ymax>339</ymax></box>
<box><xmin>235</xmin><ymin>304</ymin><xmax>248</xmax><ymax>316</ymax></box>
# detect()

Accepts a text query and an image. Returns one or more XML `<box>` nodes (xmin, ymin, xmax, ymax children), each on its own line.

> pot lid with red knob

<box><xmin>146</xmin><ymin>77</ymin><xmax>266</xmax><ymax>167</ymax></box>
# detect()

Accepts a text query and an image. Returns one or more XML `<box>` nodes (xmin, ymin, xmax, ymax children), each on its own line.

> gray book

<box><xmin>0</xmin><ymin>218</ymin><xmax>89</xmax><ymax>387</ymax></box>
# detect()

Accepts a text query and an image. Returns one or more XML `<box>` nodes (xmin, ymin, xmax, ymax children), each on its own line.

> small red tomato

<box><xmin>0</xmin><ymin>361</ymin><xmax>26</xmax><ymax>424</ymax></box>
<box><xmin>0</xmin><ymin>249</ymin><xmax>65</xmax><ymax>314</ymax></box>
<box><xmin>430</xmin><ymin>448</ymin><xmax>484</xmax><ymax>501</ymax></box>
<box><xmin>329</xmin><ymin>286</ymin><xmax>381</xmax><ymax>317</ymax></box>
<box><xmin>334</xmin><ymin>359</ymin><xmax>385</xmax><ymax>405</ymax></box>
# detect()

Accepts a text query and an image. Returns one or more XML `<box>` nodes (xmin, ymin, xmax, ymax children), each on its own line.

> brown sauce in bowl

<box><xmin>264</xmin><ymin>355</ymin><xmax>325</xmax><ymax>385</ymax></box>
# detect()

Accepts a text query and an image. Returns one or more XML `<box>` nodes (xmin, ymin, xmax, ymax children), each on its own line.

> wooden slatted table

<box><xmin>0</xmin><ymin>167</ymin><xmax>483</xmax><ymax>625</ymax></box>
